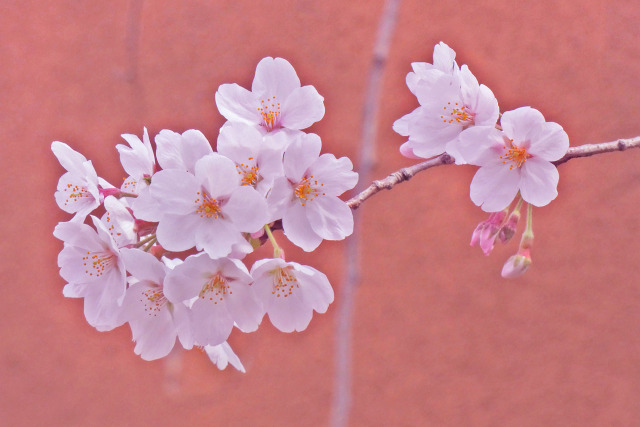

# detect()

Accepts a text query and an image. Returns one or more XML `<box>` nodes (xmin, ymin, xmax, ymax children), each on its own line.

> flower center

<box><xmin>272</xmin><ymin>267</ymin><xmax>299</xmax><ymax>298</ymax></box>
<box><xmin>235</xmin><ymin>158</ymin><xmax>260</xmax><ymax>187</ymax></box>
<box><xmin>500</xmin><ymin>139</ymin><xmax>532</xmax><ymax>170</ymax></box>
<box><xmin>440</xmin><ymin>101</ymin><xmax>474</xmax><ymax>126</ymax></box>
<box><xmin>62</xmin><ymin>183</ymin><xmax>91</xmax><ymax>207</ymax></box>
<box><xmin>195</xmin><ymin>191</ymin><xmax>222</xmax><ymax>219</ymax></box>
<box><xmin>142</xmin><ymin>288</ymin><xmax>168</xmax><ymax>316</ymax></box>
<box><xmin>199</xmin><ymin>274</ymin><xmax>232</xmax><ymax>304</ymax></box>
<box><xmin>82</xmin><ymin>250</ymin><xmax>115</xmax><ymax>277</ymax></box>
<box><xmin>258</xmin><ymin>96</ymin><xmax>281</xmax><ymax>131</ymax></box>
<box><xmin>294</xmin><ymin>175</ymin><xmax>325</xmax><ymax>206</ymax></box>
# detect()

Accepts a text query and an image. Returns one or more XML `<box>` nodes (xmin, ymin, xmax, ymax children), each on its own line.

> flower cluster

<box><xmin>395</xmin><ymin>43</ymin><xmax>570</xmax><ymax>277</ymax></box>
<box><xmin>52</xmin><ymin>57</ymin><xmax>358</xmax><ymax>368</ymax></box>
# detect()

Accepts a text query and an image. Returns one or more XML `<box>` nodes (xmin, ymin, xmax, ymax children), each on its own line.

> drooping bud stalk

<box><xmin>497</xmin><ymin>197</ymin><xmax>523</xmax><ymax>243</ymax></box>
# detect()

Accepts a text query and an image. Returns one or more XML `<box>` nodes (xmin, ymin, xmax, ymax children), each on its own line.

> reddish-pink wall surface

<box><xmin>2</xmin><ymin>1</ymin><xmax>640</xmax><ymax>425</ymax></box>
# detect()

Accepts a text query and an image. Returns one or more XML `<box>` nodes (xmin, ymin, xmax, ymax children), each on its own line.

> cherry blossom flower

<box><xmin>163</xmin><ymin>253</ymin><xmax>263</xmax><ymax>346</ymax></box>
<box><xmin>267</xmin><ymin>133</ymin><xmax>358</xmax><ymax>251</ymax></box>
<box><xmin>251</xmin><ymin>258</ymin><xmax>334</xmax><ymax>333</ymax></box>
<box><xmin>204</xmin><ymin>342</ymin><xmax>246</xmax><ymax>372</ymax></box>
<box><xmin>457</xmin><ymin>107</ymin><xmax>569</xmax><ymax>212</ymax></box>
<box><xmin>217</xmin><ymin>121</ymin><xmax>285</xmax><ymax>196</ymax></box>
<box><xmin>394</xmin><ymin>43</ymin><xmax>499</xmax><ymax>162</ymax></box>
<box><xmin>52</xmin><ymin>141</ymin><xmax>114</xmax><ymax>222</ymax></box>
<box><xmin>215</xmin><ymin>57</ymin><xmax>325</xmax><ymax>133</ymax></box>
<box><xmin>148</xmin><ymin>153</ymin><xmax>269</xmax><ymax>258</ymax></box>
<box><xmin>54</xmin><ymin>216</ymin><xmax>127</xmax><ymax>331</ymax></box>
<box><xmin>118</xmin><ymin>249</ymin><xmax>193</xmax><ymax>360</ymax></box>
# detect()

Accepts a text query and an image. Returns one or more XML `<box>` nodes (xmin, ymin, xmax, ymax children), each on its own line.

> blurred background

<box><xmin>2</xmin><ymin>0</ymin><xmax>640</xmax><ymax>425</ymax></box>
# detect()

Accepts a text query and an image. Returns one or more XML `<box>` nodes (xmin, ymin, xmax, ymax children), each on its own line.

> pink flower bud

<box><xmin>501</xmin><ymin>249</ymin><xmax>532</xmax><ymax>278</ymax></box>
<box><xmin>470</xmin><ymin>210</ymin><xmax>507</xmax><ymax>255</ymax></box>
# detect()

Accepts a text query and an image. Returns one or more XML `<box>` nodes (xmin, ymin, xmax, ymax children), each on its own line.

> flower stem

<box><xmin>520</xmin><ymin>204</ymin><xmax>534</xmax><ymax>249</ymax></box>
<box><xmin>264</xmin><ymin>224</ymin><xmax>284</xmax><ymax>259</ymax></box>
<box><xmin>136</xmin><ymin>234</ymin><xmax>156</xmax><ymax>248</ymax></box>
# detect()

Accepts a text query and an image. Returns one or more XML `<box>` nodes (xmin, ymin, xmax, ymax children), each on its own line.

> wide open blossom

<box><xmin>149</xmin><ymin>153</ymin><xmax>269</xmax><ymax>258</ymax></box>
<box><xmin>215</xmin><ymin>57</ymin><xmax>325</xmax><ymax>133</ymax></box>
<box><xmin>457</xmin><ymin>107</ymin><xmax>570</xmax><ymax>212</ymax></box>
<box><xmin>251</xmin><ymin>258</ymin><xmax>334</xmax><ymax>333</ymax></box>
<box><xmin>393</xmin><ymin>43</ymin><xmax>499</xmax><ymax>162</ymax></box>
<box><xmin>52</xmin><ymin>141</ymin><xmax>113</xmax><ymax>222</ymax></box>
<box><xmin>118</xmin><ymin>249</ymin><xmax>192</xmax><ymax>360</ymax></box>
<box><xmin>267</xmin><ymin>133</ymin><xmax>358</xmax><ymax>251</ymax></box>
<box><xmin>163</xmin><ymin>253</ymin><xmax>263</xmax><ymax>347</ymax></box>
<box><xmin>54</xmin><ymin>216</ymin><xmax>127</xmax><ymax>331</ymax></box>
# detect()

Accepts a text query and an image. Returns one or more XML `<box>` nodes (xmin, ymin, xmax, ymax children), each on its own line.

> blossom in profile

<box><xmin>215</xmin><ymin>57</ymin><xmax>325</xmax><ymax>133</ymax></box>
<box><xmin>267</xmin><ymin>133</ymin><xmax>358</xmax><ymax>251</ymax></box>
<box><xmin>52</xmin><ymin>141</ymin><xmax>113</xmax><ymax>222</ymax></box>
<box><xmin>54</xmin><ymin>216</ymin><xmax>127</xmax><ymax>331</ymax></box>
<box><xmin>456</xmin><ymin>107</ymin><xmax>569</xmax><ymax>212</ymax></box>
<box><xmin>118</xmin><ymin>249</ymin><xmax>193</xmax><ymax>360</ymax></box>
<box><xmin>393</xmin><ymin>43</ymin><xmax>499</xmax><ymax>162</ymax></box>
<box><xmin>251</xmin><ymin>258</ymin><xmax>334</xmax><ymax>333</ymax></box>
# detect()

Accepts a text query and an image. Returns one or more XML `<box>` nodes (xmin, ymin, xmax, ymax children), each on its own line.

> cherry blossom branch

<box><xmin>347</xmin><ymin>153</ymin><xmax>455</xmax><ymax>209</ymax></box>
<box><xmin>347</xmin><ymin>136</ymin><xmax>640</xmax><ymax>210</ymax></box>
<box><xmin>553</xmin><ymin>136</ymin><xmax>640</xmax><ymax>166</ymax></box>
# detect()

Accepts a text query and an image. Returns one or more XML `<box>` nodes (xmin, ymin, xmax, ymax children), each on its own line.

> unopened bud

<box><xmin>470</xmin><ymin>210</ymin><xmax>507</xmax><ymax>256</ymax></box>
<box><xmin>501</xmin><ymin>249</ymin><xmax>532</xmax><ymax>278</ymax></box>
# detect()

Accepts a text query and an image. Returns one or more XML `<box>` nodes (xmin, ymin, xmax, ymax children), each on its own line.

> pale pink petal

<box><xmin>119</xmin><ymin>248</ymin><xmax>166</xmax><ymax>284</ymax></box>
<box><xmin>500</xmin><ymin>107</ymin><xmax>545</xmax><ymax>144</ymax></box>
<box><xmin>156</xmin><ymin>213</ymin><xmax>199</xmax><ymax>251</ymax></box>
<box><xmin>149</xmin><ymin>169</ymin><xmax>200</xmax><ymax>215</ymax></box>
<box><xmin>215</xmin><ymin>83</ymin><xmax>260</xmax><ymax>124</ymax></box>
<box><xmin>295</xmin><ymin>266</ymin><xmax>334</xmax><ymax>313</ymax></box>
<box><xmin>205</xmin><ymin>342</ymin><xmax>246</xmax><ymax>372</ymax></box>
<box><xmin>191</xmin><ymin>299</ymin><xmax>234</xmax><ymax>346</ymax></box>
<box><xmin>309</xmin><ymin>154</ymin><xmax>358</xmax><ymax>195</ymax></box>
<box><xmin>252</xmin><ymin>57</ymin><xmax>301</xmax><ymax>99</ymax></box>
<box><xmin>470</xmin><ymin>165</ymin><xmax>521</xmax><ymax>212</ymax></box>
<box><xmin>520</xmin><ymin>158</ymin><xmax>560</xmax><ymax>207</ymax></box>
<box><xmin>222</xmin><ymin>186</ymin><xmax>269</xmax><ymax>232</ymax></box>
<box><xmin>432</xmin><ymin>41</ymin><xmax>457</xmax><ymax>73</ymax></box>
<box><xmin>472</xmin><ymin>85</ymin><xmax>500</xmax><ymax>127</ymax></box>
<box><xmin>392</xmin><ymin>107</ymin><xmax>421</xmax><ymax>136</ymax></box>
<box><xmin>267</xmin><ymin>290</ymin><xmax>312</xmax><ymax>332</ymax></box>
<box><xmin>283</xmin><ymin>133</ymin><xmax>322</xmax><ymax>181</ymax></box>
<box><xmin>456</xmin><ymin>126</ymin><xmax>504</xmax><ymax>166</ymax></box>
<box><xmin>306</xmin><ymin>197</ymin><xmax>354</xmax><ymax>241</ymax></box>
<box><xmin>195</xmin><ymin>154</ymin><xmax>240</xmax><ymax>198</ymax></box>
<box><xmin>217</xmin><ymin>121</ymin><xmax>263</xmax><ymax>160</ymax></box>
<box><xmin>224</xmin><ymin>283</ymin><xmax>263</xmax><ymax>333</ymax></box>
<box><xmin>162</xmin><ymin>253</ymin><xmax>211</xmax><ymax>303</ymax></box>
<box><xmin>527</xmin><ymin>122</ymin><xmax>569</xmax><ymax>161</ymax></box>
<box><xmin>280</xmin><ymin>86</ymin><xmax>325</xmax><ymax>130</ymax></box>
<box><xmin>195</xmin><ymin>218</ymin><xmax>243</xmax><ymax>259</ymax></box>
<box><xmin>282</xmin><ymin>203</ymin><xmax>323</xmax><ymax>251</ymax></box>
<box><xmin>266</xmin><ymin>177</ymin><xmax>293</xmax><ymax>222</ymax></box>
<box><xmin>51</xmin><ymin>141</ymin><xmax>88</xmax><ymax>176</ymax></box>
<box><xmin>155</xmin><ymin>129</ymin><xmax>213</xmax><ymax>174</ymax></box>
